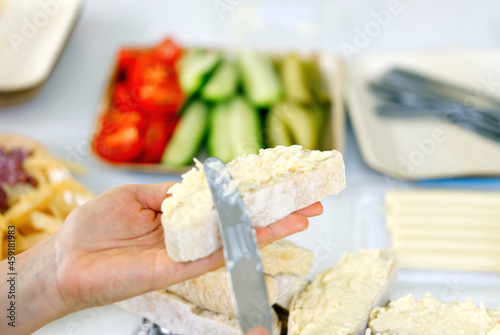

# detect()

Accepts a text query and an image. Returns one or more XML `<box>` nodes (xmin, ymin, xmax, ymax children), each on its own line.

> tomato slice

<box><xmin>128</xmin><ymin>54</ymin><xmax>184</xmax><ymax>114</ymax></box>
<box><xmin>94</xmin><ymin>111</ymin><xmax>144</xmax><ymax>163</ymax></box>
<box><xmin>136</xmin><ymin>80</ymin><xmax>183</xmax><ymax>114</ymax></box>
<box><xmin>155</xmin><ymin>38</ymin><xmax>182</xmax><ymax>64</ymax></box>
<box><xmin>117</xmin><ymin>48</ymin><xmax>144</xmax><ymax>77</ymax></box>
<box><xmin>111</xmin><ymin>83</ymin><xmax>139</xmax><ymax>112</ymax></box>
<box><xmin>140</xmin><ymin>121</ymin><xmax>169</xmax><ymax>163</ymax></box>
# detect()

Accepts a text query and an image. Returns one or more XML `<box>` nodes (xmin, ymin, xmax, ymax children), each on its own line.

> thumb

<box><xmin>245</xmin><ymin>327</ymin><xmax>270</xmax><ymax>335</ymax></box>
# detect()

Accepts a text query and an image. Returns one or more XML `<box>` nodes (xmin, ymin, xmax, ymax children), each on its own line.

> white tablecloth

<box><xmin>1</xmin><ymin>0</ymin><xmax>499</xmax><ymax>333</ymax></box>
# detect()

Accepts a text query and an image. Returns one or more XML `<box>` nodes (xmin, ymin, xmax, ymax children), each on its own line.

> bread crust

<box><xmin>260</xmin><ymin>240</ymin><xmax>314</xmax><ymax>276</ymax></box>
<box><xmin>274</xmin><ymin>273</ymin><xmax>309</xmax><ymax>310</ymax></box>
<box><xmin>166</xmin><ymin>268</ymin><xmax>279</xmax><ymax>317</ymax></box>
<box><xmin>165</xmin><ymin>239</ymin><xmax>314</xmax><ymax>318</ymax></box>
<box><xmin>116</xmin><ymin>291</ymin><xmax>282</xmax><ymax>335</ymax></box>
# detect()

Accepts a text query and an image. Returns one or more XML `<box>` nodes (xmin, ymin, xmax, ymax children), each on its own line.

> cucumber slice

<box><xmin>161</xmin><ymin>101</ymin><xmax>208</xmax><ymax>166</ymax></box>
<box><xmin>281</xmin><ymin>54</ymin><xmax>313</xmax><ymax>105</ymax></box>
<box><xmin>268</xmin><ymin>102</ymin><xmax>317</xmax><ymax>149</ymax></box>
<box><xmin>311</xmin><ymin>104</ymin><xmax>327</xmax><ymax>150</ymax></box>
<box><xmin>266</xmin><ymin>108</ymin><xmax>293</xmax><ymax>148</ymax></box>
<box><xmin>228</xmin><ymin>97</ymin><xmax>262</xmax><ymax>157</ymax></box>
<box><xmin>179</xmin><ymin>51</ymin><xmax>222</xmax><ymax>96</ymax></box>
<box><xmin>314</xmin><ymin>104</ymin><xmax>332</xmax><ymax>150</ymax></box>
<box><xmin>201</xmin><ymin>60</ymin><xmax>238</xmax><ymax>102</ymax></box>
<box><xmin>207</xmin><ymin>102</ymin><xmax>233</xmax><ymax>163</ymax></box>
<box><xmin>208</xmin><ymin>97</ymin><xmax>263</xmax><ymax>162</ymax></box>
<box><xmin>177</xmin><ymin>48</ymin><xmax>201</xmax><ymax>74</ymax></box>
<box><xmin>304</xmin><ymin>60</ymin><xmax>330</xmax><ymax>104</ymax></box>
<box><xmin>238</xmin><ymin>51</ymin><xmax>281</xmax><ymax>107</ymax></box>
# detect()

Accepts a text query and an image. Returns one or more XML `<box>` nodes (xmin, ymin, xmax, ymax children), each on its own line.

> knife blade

<box><xmin>203</xmin><ymin>157</ymin><xmax>273</xmax><ymax>334</ymax></box>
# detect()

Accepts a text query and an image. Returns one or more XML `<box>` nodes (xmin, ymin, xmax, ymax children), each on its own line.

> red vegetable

<box><xmin>94</xmin><ymin>111</ymin><xmax>144</xmax><ymax>163</ymax></box>
<box><xmin>140</xmin><ymin>119</ymin><xmax>171</xmax><ymax>163</ymax></box>
<box><xmin>117</xmin><ymin>48</ymin><xmax>144</xmax><ymax>75</ymax></box>
<box><xmin>95</xmin><ymin>38</ymin><xmax>184</xmax><ymax>164</ymax></box>
<box><xmin>111</xmin><ymin>83</ymin><xmax>139</xmax><ymax>112</ymax></box>
<box><xmin>155</xmin><ymin>38</ymin><xmax>182</xmax><ymax>64</ymax></box>
<box><xmin>128</xmin><ymin>54</ymin><xmax>183</xmax><ymax>114</ymax></box>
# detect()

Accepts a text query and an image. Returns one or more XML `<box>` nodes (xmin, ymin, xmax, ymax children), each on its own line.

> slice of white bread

<box><xmin>260</xmin><ymin>240</ymin><xmax>315</xmax><ymax>276</ymax></box>
<box><xmin>116</xmin><ymin>290</ymin><xmax>282</xmax><ymax>335</ymax></box>
<box><xmin>288</xmin><ymin>249</ymin><xmax>397</xmax><ymax>335</ymax></box>
<box><xmin>274</xmin><ymin>274</ymin><xmax>309</xmax><ymax>310</ymax></box>
<box><xmin>166</xmin><ymin>239</ymin><xmax>314</xmax><ymax>317</ymax></box>
<box><xmin>368</xmin><ymin>294</ymin><xmax>500</xmax><ymax>335</ymax></box>
<box><xmin>161</xmin><ymin>145</ymin><xmax>346</xmax><ymax>262</ymax></box>
<box><xmin>166</xmin><ymin>268</ymin><xmax>279</xmax><ymax>317</ymax></box>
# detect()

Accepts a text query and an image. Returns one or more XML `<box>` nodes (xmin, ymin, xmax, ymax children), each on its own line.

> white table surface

<box><xmin>1</xmin><ymin>0</ymin><xmax>500</xmax><ymax>333</ymax></box>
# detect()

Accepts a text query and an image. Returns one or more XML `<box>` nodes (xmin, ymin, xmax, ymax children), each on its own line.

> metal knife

<box><xmin>203</xmin><ymin>157</ymin><xmax>273</xmax><ymax>334</ymax></box>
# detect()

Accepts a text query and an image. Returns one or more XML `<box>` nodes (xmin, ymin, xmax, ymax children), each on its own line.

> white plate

<box><xmin>0</xmin><ymin>0</ymin><xmax>82</xmax><ymax>91</ymax></box>
<box><xmin>346</xmin><ymin>49</ymin><xmax>500</xmax><ymax>180</ymax></box>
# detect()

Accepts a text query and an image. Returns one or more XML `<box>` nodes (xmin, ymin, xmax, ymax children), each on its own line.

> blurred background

<box><xmin>1</xmin><ymin>0</ymin><xmax>500</xmax><ymax>334</ymax></box>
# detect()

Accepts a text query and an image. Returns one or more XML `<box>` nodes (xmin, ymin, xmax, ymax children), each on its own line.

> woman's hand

<box><xmin>5</xmin><ymin>182</ymin><xmax>322</xmax><ymax>334</ymax></box>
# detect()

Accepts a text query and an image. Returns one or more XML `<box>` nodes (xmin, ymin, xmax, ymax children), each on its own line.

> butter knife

<box><xmin>203</xmin><ymin>157</ymin><xmax>273</xmax><ymax>334</ymax></box>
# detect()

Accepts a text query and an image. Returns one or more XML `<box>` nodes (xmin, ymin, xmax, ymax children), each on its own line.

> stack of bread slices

<box><xmin>117</xmin><ymin>239</ymin><xmax>314</xmax><ymax>335</ymax></box>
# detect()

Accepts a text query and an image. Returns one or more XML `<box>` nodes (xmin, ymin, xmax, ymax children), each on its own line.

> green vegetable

<box><xmin>238</xmin><ymin>51</ymin><xmax>281</xmax><ymax>107</ymax></box>
<box><xmin>280</xmin><ymin>54</ymin><xmax>313</xmax><ymax>105</ymax></box>
<box><xmin>208</xmin><ymin>96</ymin><xmax>262</xmax><ymax>162</ymax></box>
<box><xmin>304</xmin><ymin>59</ymin><xmax>330</xmax><ymax>104</ymax></box>
<box><xmin>201</xmin><ymin>60</ymin><xmax>238</xmax><ymax>102</ymax></box>
<box><xmin>266</xmin><ymin>102</ymin><xmax>318</xmax><ymax>149</ymax></box>
<box><xmin>207</xmin><ymin>101</ymin><xmax>233</xmax><ymax>163</ymax></box>
<box><xmin>228</xmin><ymin>96</ymin><xmax>262</xmax><ymax>157</ymax></box>
<box><xmin>266</xmin><ymin>109</ymin><xmax>293</xmax><ymax>148</ymax></box>
<box><xmin>161</xmin><ymin>101</ymin><xmax>209</xmax><ymax>166</ymax></box>
<box><xmin>179</xmin><ymin>51</ymin><xmax>221</xmax><ymax>96</ymax></box>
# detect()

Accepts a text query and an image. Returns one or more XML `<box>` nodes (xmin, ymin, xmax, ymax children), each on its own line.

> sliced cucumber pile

<box><xmin>163</xmin><ymin>49</ymin><xmax>332</xmax><ymax>166</ymax></box>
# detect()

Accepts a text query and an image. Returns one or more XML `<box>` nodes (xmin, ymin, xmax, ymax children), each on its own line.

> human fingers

<box><xmin>255</xmin><ymin>213</ymin><xmax>309</xmax><ymax>246</ymax></box>
<box><xmin>245</xmin><ymin>327</ymin><xmax>270</xmax><ymax>335</ymax></box>
<box><xmin>165</xmin><ymin>213</ymin><xmax>309</xmax><ymax>284</ymax></box>
<box><xmin>293</xmin><ymin>201</ymin><xmax>323</xmax><ymax>217</ymax></box>
<box><xmin>125</xmin><ymin>182</ymin><xmax>177</xmax><ymax>211</ymax></box>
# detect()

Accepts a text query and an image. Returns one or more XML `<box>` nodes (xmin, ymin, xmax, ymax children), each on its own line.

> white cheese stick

<box><xmin>387</xmin><ymin>216</ymin><xmax>500</xmax><ymax>230</ymax></box>
<box><xmin>393</xmin><ymin>238</ymin><xmax>500</xmax><ymax>253</ymax></box>
<box><xmin>395</xmin><ymin>250</ymin><xmax>500</xmax><ymax>272</ymax></box>
<box><xmin>386</xmin><ymin>189</ymin><xmax>500</xmax><ymax>207</ymax></box>
<box><xmin>391</xmin><ymin>227</ymin><xmax>500</xmax><ymax>240</ymax></box>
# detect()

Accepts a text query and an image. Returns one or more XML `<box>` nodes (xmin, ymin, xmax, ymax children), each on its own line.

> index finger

<box><xmin>130</xmin><ymin>182</ymin><xmax>177</xmax><ymax>211</ymax></box>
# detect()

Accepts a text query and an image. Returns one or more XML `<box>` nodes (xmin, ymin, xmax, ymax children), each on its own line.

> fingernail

<box><xmin>246</xmin><ymin>327</ymin><xmax>270</xmax><ymax>335</ymax></box>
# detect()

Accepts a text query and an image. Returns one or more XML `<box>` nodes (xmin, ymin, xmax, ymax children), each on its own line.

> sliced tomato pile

<box><xmin>94</xmin><ymin>38</ymin><xmax>183</xmax><ymax>164</ymax></box>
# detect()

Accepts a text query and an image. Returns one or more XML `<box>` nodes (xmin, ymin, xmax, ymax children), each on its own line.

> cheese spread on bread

<box><xmin>289</xmin><ymin>249</ymin><xmax>395</xmax><ymax>335</ymax></box>
<box><xmin>161</xmin><ymin>145</ymin><xmax>345</xmax><ymax>262</ymax></box>
<box><xmin>369</xmin><ymin>294</ymin><xmax>500</xmax><ymax>335</ymax></box>
<box><xmin>162</xmin><ymin>145</ymin><xmax>337</xmax><ymax>227</ymax></box>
